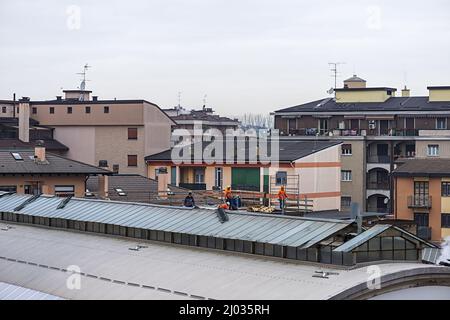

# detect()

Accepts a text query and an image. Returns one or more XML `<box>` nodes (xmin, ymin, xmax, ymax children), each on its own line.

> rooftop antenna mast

<box><xmin>328</xmin><ymin>62</ymin><xmax>346</xmax><ymax>90</ymax></box>
<box><xmin>76</xmin><ymin>64</ymin><xmax>91</xmax><ymax>101</ymax></box>
<box><xmin>203</xmin><ymin>94</ymin><xmax>207</xmax><ymax>109</ymax></box>
<box><xmin>177</xmin><ymin>91</ymin><xmax>181</xmax><ymax>108</ymax></box>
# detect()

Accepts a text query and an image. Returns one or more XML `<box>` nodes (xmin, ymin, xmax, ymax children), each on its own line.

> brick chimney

<box><xmin>401</xmin><ymin>86</ymin><xmax>410</xmax><ymax>97</ymax></box>
<box><xmin>97</xmin><ymin>160</ymin><xmax>110</xmax><ymax>199</ymax></box>
<box><xmin>34</xmin><ymin>142</ymin><xmax>46</xmax><ymax>162</ymax></box>
<box><xmin>18</xmin><ymin>97</ymin><xmax>30</xmax><ymax>143</ymax></box>
<box><xmin>157</xmin><ymin>167</ymin><xmax>169</xmax><ymax>199</ymax></box>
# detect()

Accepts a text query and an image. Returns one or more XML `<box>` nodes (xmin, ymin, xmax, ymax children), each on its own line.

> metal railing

<box><xmin>407</xmin><ymin>195</ymin><xmax>432</xmax><ymax>209</ymax></box>
<box><xmin>417</xmin><ymin>226</ymin><xmax>432</xmax><ymax>240</ymax></box>
<box><xmin>366</xmin><ymin>181</ymin><xmax>390</xmax><ymax>190</ymax></box>
<box><xmin>178</xmin><ymin>183</ymin><xmax>206</xmax><ymax>190</ymax></box>
<box><xmin>367</xmin><ymin>155</ymin><xmax>390</xmax><ymax>163</ymax></box>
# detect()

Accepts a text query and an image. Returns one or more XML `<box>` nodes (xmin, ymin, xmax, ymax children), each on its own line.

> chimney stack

<box><xmin>97</xmin><ymin>160</ymin><xmax>110</xmax><ymax>199</ymax></box>
<box><xmin>18</xmin><ymin>97</ymin><xmax>30</xmax><ymax>143</ymax></box>
<box><xmin>401</xmin><ymin>86</ymin><xmax>410</xmax><ymax>97</ymax></box>
<box><xmin>157</xmin><ymin>167</ymin><xmax>169</xmax><ymax>199</ymax></box>
<box><xmin>34</xmin><ymin>141</ymin><xmax>46</xmax><ymax>162</ymax></box>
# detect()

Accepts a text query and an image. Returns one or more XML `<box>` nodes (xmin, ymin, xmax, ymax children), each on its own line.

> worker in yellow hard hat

<box><xmin>223</xmin><ymin>186</ymin><xmax>232</xmax><ymax>201</ymax></box>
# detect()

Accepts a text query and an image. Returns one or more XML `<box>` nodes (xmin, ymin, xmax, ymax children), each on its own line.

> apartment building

<box><xmin>0</xmin><ymin>146</ymin><xmax>109</xmax><ymax>197</ymax></box>
<box><xmin>145</xmin><ymin>139</ymin><xmax>342</xmax><ymax>212</ymax></box>
<box><xmin>393</xmin><ymin>158</ymin><xmax>450</xmax><ymax>242</ymax></box>
<box><xmin>273</xmin><ymin>75</ymin><xmax>450</xmax><ymax>213</ymax></box>
<box><xmin>0</xmin><ymin>91</ymin><xmax>175</xmax><ymax>176</ymax></box>
<box><xmin>163</xmin><ymin>105</ymin><xmax>240</xmax><ymax>143</ymax></box>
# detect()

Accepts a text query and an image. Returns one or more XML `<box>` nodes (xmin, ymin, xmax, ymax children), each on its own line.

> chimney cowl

<box><xmin>19</xmin><ymin>97</ymin><xmax>30</xmax><ymax>102</ymax></box>
<box><xmin>98</xmin><ymin>160</ymin><xmax>109</xmax><ymax>168</ymax></box>
<box><xmin>92</xmin><ymin>96</ymin><xmax>98</xmax><ymax>101</ymax></box>
<box><xmin>56</xmin><ymin>96</ymin><xmax>62</xmax><ymax>101</ymax></box>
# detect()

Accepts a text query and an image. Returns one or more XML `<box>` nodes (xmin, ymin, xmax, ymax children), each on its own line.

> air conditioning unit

<box><xmin>369</xmin><ymin>121</ymin><xmax>376</xmax><ymax>130</ymax></box>
<box><xmin>338</xmin><ymin>121</ymin><xmax>345</xmax><ymax>129</ymax></box>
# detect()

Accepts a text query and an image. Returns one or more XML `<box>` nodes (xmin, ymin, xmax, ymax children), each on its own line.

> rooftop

<box><xmin>86</xmin><ymin>174</ymin><xmax>186</xmax><ymax>202</ymax></box>
<box><xmin>274</xmin><ymin>96</ymin><xmax>450</xmax><ymax>114</ymax></box>
<box><xmin>344</xmin><ymin>75</ymin><xmax>366</xmax><ymax>83</ymax></box>
<box><xmin>0</xmin><ymin>149</ymin><xmax>110</xmax><ymax>175</ymax></box>
<box><xmin>393</xmin><ymin>158</ymin><xmax>450</xmax><ymax>177</ymax></box>
<box><xmin>0</xmin><ymin>139</ymin><xmax>69</xmax><ymax>152</ymax></box>
<box><xmin>0</xmin><ymin>223</ymin><xmax>447</xmax><ymax>300</ymax></box>
<box><xmin>145</xmin><ymin>139</ymin><xmax>342</xmax><ymax>163</ymax></box>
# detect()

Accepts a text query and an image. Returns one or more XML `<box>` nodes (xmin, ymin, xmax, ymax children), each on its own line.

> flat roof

<box><xmin>0</xmin><ymin>223</ymin><xmax>446</xmax><ymax>300</ymax></box>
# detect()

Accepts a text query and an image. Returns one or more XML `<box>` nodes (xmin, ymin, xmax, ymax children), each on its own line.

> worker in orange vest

<box><xmin>223</xmin><ymin>186</ymin><xmax>236</xmax><ymax>210</ymax></box>
<box><xmin>277</xmin><ymin>186</ymin><xmax>288</xmax><ymax>213</ymax></box>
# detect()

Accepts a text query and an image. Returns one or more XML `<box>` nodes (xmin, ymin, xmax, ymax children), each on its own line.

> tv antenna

<box><xmin>328</xmin><ymin>62</ymin><xmax>346</xmax><ymax>89</ymax></box>
<box><xmin>76</xmin><ymin>63</ymin><xmax>91</xmax><ymax>95</ymax></box>
<box><xmin>203</xmin><ymin>94</ymin><xmax>207</xmax><ymax>108</ymax></box>
<box><xmin>177</xmin><ymin>91</ymin><xmax>182</xmax><ymax>108</ymax></box>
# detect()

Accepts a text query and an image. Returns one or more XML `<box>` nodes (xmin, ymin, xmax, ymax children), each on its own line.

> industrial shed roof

<box><xmin>333</xmin><ymin>224</ymin><xmax>436</xmax><ymax>252</ymax></box>
<box><xmin>0</xmin><ymin>282</ymin><xmax>63</xmax><ymax>300</ymax></box>
<box><xmin>0</xmin><ymin>193</ymin><xmax>352</xmax><ymax>249</ymax></box>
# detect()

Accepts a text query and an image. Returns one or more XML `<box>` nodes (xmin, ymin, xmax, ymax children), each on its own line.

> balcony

<box><xmin>367</xmin><ymin>181</ymin><xmax>390</xmax><ymax>190</ymax></box>
<box><xmin>407</xmin><ymin>195</ymin><xmax>432</xmax><ymax>209</ymax></box>
<box><xmin>367</xmin><ymin>155</ymin><xmax>390</xmax><ymax>163</ymax></box>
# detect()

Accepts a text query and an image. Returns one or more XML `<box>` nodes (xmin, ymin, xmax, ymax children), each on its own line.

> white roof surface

<box><xmin>0</xmin><ymin>223</ymin><xmax>447</xmax><ymax>300</ymax></box>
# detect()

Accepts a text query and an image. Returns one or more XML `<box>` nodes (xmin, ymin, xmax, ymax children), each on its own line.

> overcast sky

<box><xmin>1</xmin><ymin>0</ymin><xmax>449</xmax><ymax>116</ymax></box>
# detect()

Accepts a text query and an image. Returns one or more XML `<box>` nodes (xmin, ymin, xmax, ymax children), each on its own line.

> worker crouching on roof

<box><xmin>277</xmin><ymin>186</ymin><xmax>288</xmax><ymax>213</ymax></box>
<box><xmin>223</xmin><ymin>186</ymin><xmax>237</xmax><ymax>210</ymax></box>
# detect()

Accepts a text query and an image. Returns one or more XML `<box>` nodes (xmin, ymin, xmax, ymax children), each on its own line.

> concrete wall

<box><xmin>416</xmin><ymin>140</ymin><xmax>450</xmax><ymax>158</ymax></box>
<box><xmin>143</xmin><ymin>102</ymin><xmax>172</xmax><ymax>157</ymax></box>
<box><xmin>53</xmin><ymin>126</ymin><xmax>96</xmax><ymax>165</ymax></box>
<box><xmin>340</xmin><ymin>140</ymin><xmax>366</xmax><ymax>210</ymax></box>
<box><xmin>0</xmin><ymin>175</ymin><xmax>86</xmax><ymax>197</ymax></box>
<box><xmin>31</xmin><ymin>103</ymin><xmax>144</xmax><ymax>126</ymax></box>
<box><xmin>429</xmin><ymin>88</ymin><xmax>450</xmax><ymax>102</ymax></box>
<box><xmin>335</xmin><ymin>89</ymin><xmax>394</xmax><ymax>103</ymax></box>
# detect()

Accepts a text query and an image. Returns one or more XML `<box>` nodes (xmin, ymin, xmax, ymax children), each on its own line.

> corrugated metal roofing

<box><xmin>0</xmin><ymin>193</ymin><xmax>352</xmax><ymax>248</ymax></box>
<box><xmin>0</xmin><ymin>282</ymin><xmax>62</xmax><ymax>300</ymax></box>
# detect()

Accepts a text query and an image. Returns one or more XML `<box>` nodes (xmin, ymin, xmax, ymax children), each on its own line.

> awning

<box><xmin>344</xmin><ymin>115</ymin><xmax>365</xmax><ymax>119</ymax></box>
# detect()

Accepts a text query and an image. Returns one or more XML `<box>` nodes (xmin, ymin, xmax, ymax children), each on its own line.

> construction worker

<box><xmin>183</xmin><ymin>192</ymin><xmax>196</xmax><ymax>208</ymax></box>
<box><xmin>277</xmin><ymin>186</ymin><xmax>288</xmax><ymax>213</ymax></box>
<box><xmin>223</xmin><ymin>186</ymin><xmax>236</xmax><ymax>210</ymax></box>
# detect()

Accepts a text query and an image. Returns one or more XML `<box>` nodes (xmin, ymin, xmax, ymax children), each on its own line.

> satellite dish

<box><xmin>80</xmin><ymin>80</ymin><xmax>86</xmax><ymax>91</ymax></box>
<box><xmin>327</xmin><ymin>87</ymin><xmax>334</xmax><ymax>95</ymax></box>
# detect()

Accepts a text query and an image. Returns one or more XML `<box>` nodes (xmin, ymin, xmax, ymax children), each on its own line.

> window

<box><xmin>115</xmin><ymin>188</ymin><xmax>127</xmax><ymax>196</ymax></box>
<box><xmin>112</xmin><ymin>164</ymin><xmax>119</xmax><ymax>174</ymax></box>
<box><xmin>32</xmin><ymin>107</ymin><xmax>37</xmax><ymax>114</ymax></box>
<box><xmin>215</xmin><ymin>167</ymin><xmax>223</xmax><ymax>189</ymax></box>
<box><xmin>49</xmin><ymin>107</ymin><xmax>55</xmax><ymax>114</ymax></box>
<box><xmin>171</xmin><ymin>166</ymin><xmax>177</xmax><ymax>185</ymax></box>
<box><xmin>194</xmin><ymin>168</ymin><xmax>205</xmax><ymax>183</ymax></box>
<box><xmin>442</xmin><ymin>214</ymin><xmax>450</xmax><ymax>228</ymax></box>
<box><xmin>127</xmin><ymin>155</ymin><xmax>138</xmax><ymax>167</ymax></box>
<box><xmin>341</xmin><ymin>196</ymin><xmax>351</xmax><ymax>207</ymax></box>
<box><xmin>414</xmin><ymin>213</ymin><xmax>429</xmax><ymax>227</ymax></box>
<box><xmin>436</xmin><ymin>117</ymin><xmax>447</xmax><ymax>130</ymax></box>
<box><xmin>342</xmin><ymin>144</ymin><xmax>352</xmax><ymax>155</ymax></box>
<box><xmin>11</xmin><ymin>152</ymin><xmax>23</xmax><ymax>161</ymax></box>
<box><xmin>67</xmin><ymin>106</ymin><xmax>72</xmax><ymax>114</ymax></box>
<box><xmin>54</xmin><ymin>185</ymin><xmax>75</xmax><ymax>197</ymax></box>
<box><xmin>104</xmin><ymin>106</ymin><xmax>110</xmax><ymax>113</ymax></box>
<box><xmin>276</xmin><ymin>171</ymin><xmax>287</xmax><ymax>185</ymax></box>
<box><xmin>0</xmin><ymin>186</ymin><xmax>17</xmax><ymax>192</ymax></box>
<box><xmin>1</xmin><ymin>107</ymin><xmax>6</xmax><ymax>113</ymax></box>
<box><xmin>427</xmin><ymin>144</ymin><xmax>439</xmax><ymax>156</ymax></box>
<box><xmin>85</xmin><ymin>106</ymin><xmax>91</xmax><ymax>114</ymax></box>
<box><xmin>128</xmin><ymin>128</ymin><xmax>138</xmax><ymax>140</ymax></box>
<box><xmin>318</xmin><ymin>119</ymin><xmax>328</xmax><ymax>135</ymax></box>
<box><xmin>442</xmin><ymin>182</ymin><xmax>450</xmax><ymax>197</ymax></box>
<box><xmin>341</xmin><ymin>170</ymin><xmax>352</xmax><ymax>181</ymax></box>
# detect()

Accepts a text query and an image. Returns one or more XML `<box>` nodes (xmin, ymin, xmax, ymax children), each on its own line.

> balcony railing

<box><xmin>407</xmin><ymin>195</ymin><xmax>432</xmax><ymax>209</ymax></box>
<box><xmin>179</xmin><ymin>183</ymin><xmax>206</xmax><ymax>190</ymax></box>
<box><xmin>367</xmin><ymin>155</ymin><xmax>390</xmax><ymax>163</ymax></box>
<box><xmin>367</xmin><ymin>206</ymin><xmax>390</xmax><ymax>213</ymax></box>
<box><xmin>281</xmin><ymin>127</ymin><xmax>420</xmax><ymax>137</ymax></box>
<box><xmin>367</xmin><ymin>181</ymin><xmax>390</xmax><ymax>190</ymax></box>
